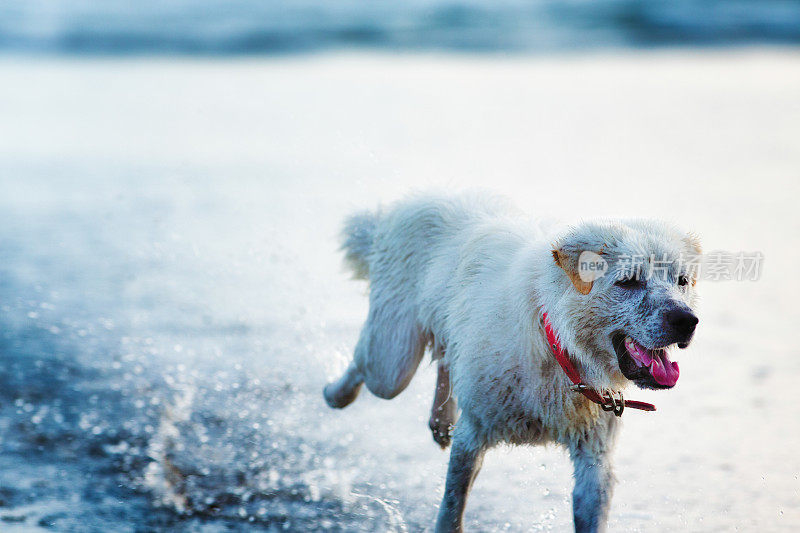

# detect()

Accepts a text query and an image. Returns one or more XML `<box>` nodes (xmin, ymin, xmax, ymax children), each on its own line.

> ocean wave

<box><xmin>0</xmin><ymin>0</ymin><xmax>799</xmax><ymax>54</ymax></box>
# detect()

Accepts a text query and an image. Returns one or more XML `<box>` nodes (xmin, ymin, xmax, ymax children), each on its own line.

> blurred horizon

<box><xmin>2</xmin><ymin>0</ymin><xmax>800</xmax><ymax>56</ymax></box>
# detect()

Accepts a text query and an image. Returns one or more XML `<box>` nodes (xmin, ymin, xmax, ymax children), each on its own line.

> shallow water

<box><xmin>0</xmin><ymin>52</ymin><xmax>799</xmax><ymax>531</ymax></box>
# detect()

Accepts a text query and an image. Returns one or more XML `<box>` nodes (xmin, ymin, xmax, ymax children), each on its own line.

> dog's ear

<box><xmin>552</xmin><ymin>247</ymin><xmax>594</xmax><ymax>295</ymax></box>
<box><xmin>553</xmin><ymin>224</ymin><xmax>612</xmax><ymax>295</ymax></box>
<box><xmin>683</xmin><ymin>232</ymin><xmax>702</xmax><ymax>256</ymax></box>
<box><xmin>682</xmin><ymin>232</ymin><xmax>702</xmax><ymax>286</ymax></box>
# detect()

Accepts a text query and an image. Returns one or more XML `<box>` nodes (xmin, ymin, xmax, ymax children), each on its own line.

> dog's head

<box><xmin>550</xmin><ymin>220</ymin><xmax>701</xmax><ymax>390</ymax></box>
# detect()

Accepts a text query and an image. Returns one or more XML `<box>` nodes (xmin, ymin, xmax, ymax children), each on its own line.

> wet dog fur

<box><xmin>324</xmin><ymin>192</ymin><xmax>700</xmax><ymax>532</ymax></box>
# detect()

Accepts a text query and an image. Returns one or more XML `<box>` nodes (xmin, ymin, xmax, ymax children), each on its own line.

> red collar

<box><xmin>541</xmin><ymin>311</ymin><xmax>656</xmax><ymax>416</ymax></box>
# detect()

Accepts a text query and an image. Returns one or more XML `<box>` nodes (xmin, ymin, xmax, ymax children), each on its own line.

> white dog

<box><xmin>324</xmin><ymin>192</ymin><xmax>700</xmax><ymax>532</ymax></box>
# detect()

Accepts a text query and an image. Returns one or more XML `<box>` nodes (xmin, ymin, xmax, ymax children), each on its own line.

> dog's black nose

<box><xmin>666</xmin><ymin>309</ymin><xmax>698</xmax><ymax>339</ymax></box>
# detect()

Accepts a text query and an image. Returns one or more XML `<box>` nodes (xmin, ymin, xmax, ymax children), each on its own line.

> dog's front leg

<box><xmin>568</xmin><ymin>433</ymin><xmax>617</xmax><ymax>533</ymax></box>
<box><xmin>435</xmin><ymin>423</ymin><xmax>486</xmax><ymax>533</ymax></box>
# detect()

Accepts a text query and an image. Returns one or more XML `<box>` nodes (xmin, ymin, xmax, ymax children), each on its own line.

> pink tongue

<box><xmin>650</xmin><ymin>351</ymin><xmax>680</xmax><ymax>387</ymax></box>
<box><xmin>627</xmin><ymin>339</ymin><xmax>680</xmax><ymax>386</ymax></box>
<box><xmin>628</xmin><ymin>341</ymin><xmax>653</xmax><ymax>365</ymax></box>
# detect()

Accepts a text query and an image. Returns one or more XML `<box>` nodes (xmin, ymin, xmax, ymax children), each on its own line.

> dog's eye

<box><xmin>615</xmin><ymin>276</ymin><xmax>643</xmax><ymax>289</ymax></box>
<box><xmin>678</xmin><ymin>275</ymin><xmax>689</xmax><ymax>287</ymax></box>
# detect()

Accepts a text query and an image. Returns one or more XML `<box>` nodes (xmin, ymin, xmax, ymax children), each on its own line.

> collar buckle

<box><xmin>599</xmin><ymin>389</ymin><xmax>625</xmax><ymax>417</ymax></box>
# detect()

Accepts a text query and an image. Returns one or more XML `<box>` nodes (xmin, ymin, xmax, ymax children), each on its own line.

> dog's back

<box><xmin>340</xmin><ymin>192</ymin><xmax>512</xmax><ymax>293</ymax></box>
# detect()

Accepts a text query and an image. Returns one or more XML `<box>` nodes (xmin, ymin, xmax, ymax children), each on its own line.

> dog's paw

<box><xmin>428</xmin><ymin>415</ymin><xmax>453</xmax><ymax>449</ymax></box>
<box><xmin>323</xmin><ymin>381</ymin><xmax>362</xmax><ymax>409</ymax></box>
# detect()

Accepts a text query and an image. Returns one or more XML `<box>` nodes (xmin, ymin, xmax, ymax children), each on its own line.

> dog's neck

<box><xmin>540</xmin><ymin>310</ymin><xmax>656</xmax><ymax>416</ymax></box>
<box><xmin>531</xmin><ymin>247</ymin><xmax>624</xmax><ymax>393</ymax></box>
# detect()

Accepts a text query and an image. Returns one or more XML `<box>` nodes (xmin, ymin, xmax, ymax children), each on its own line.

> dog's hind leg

<box><xmin>429</xmin><ymin>358</ymin><xmax>457</xmax><ymax>449</ymax></box>
<box><xmin>325</xmin><ymin>305</ymin><xmax>426</xmax><ymax>407</ymax></box>
<box><xmin>323</xmin><ymin>322</ymin><xmax>374</xmax><ymax>408</ymax></box>
<box><xmin>323</xmin><ymin>361</ymin><xmax>364</xmax><ymax>409</ymax></box>
<box><xmin>435</xmin><ymin>420</ymin><xmax>485</xmax><ymax>533</ymax></box>
<box><xmin>355</xmin><ymin>303</ymin><xmax>427</xmax><ymax>400</ymax></box>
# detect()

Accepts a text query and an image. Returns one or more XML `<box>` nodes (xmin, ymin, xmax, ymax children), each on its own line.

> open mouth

<box><xmin>612</xmin><ymin>334</ymin><xmax>680</xmax><ymax>390</ymax></box>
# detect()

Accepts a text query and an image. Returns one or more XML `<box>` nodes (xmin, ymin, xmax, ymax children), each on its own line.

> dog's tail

<box><xmin>340</xmin><ymin>209</ymin><xmax>379</xmax><ymax>280</ymax></box>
